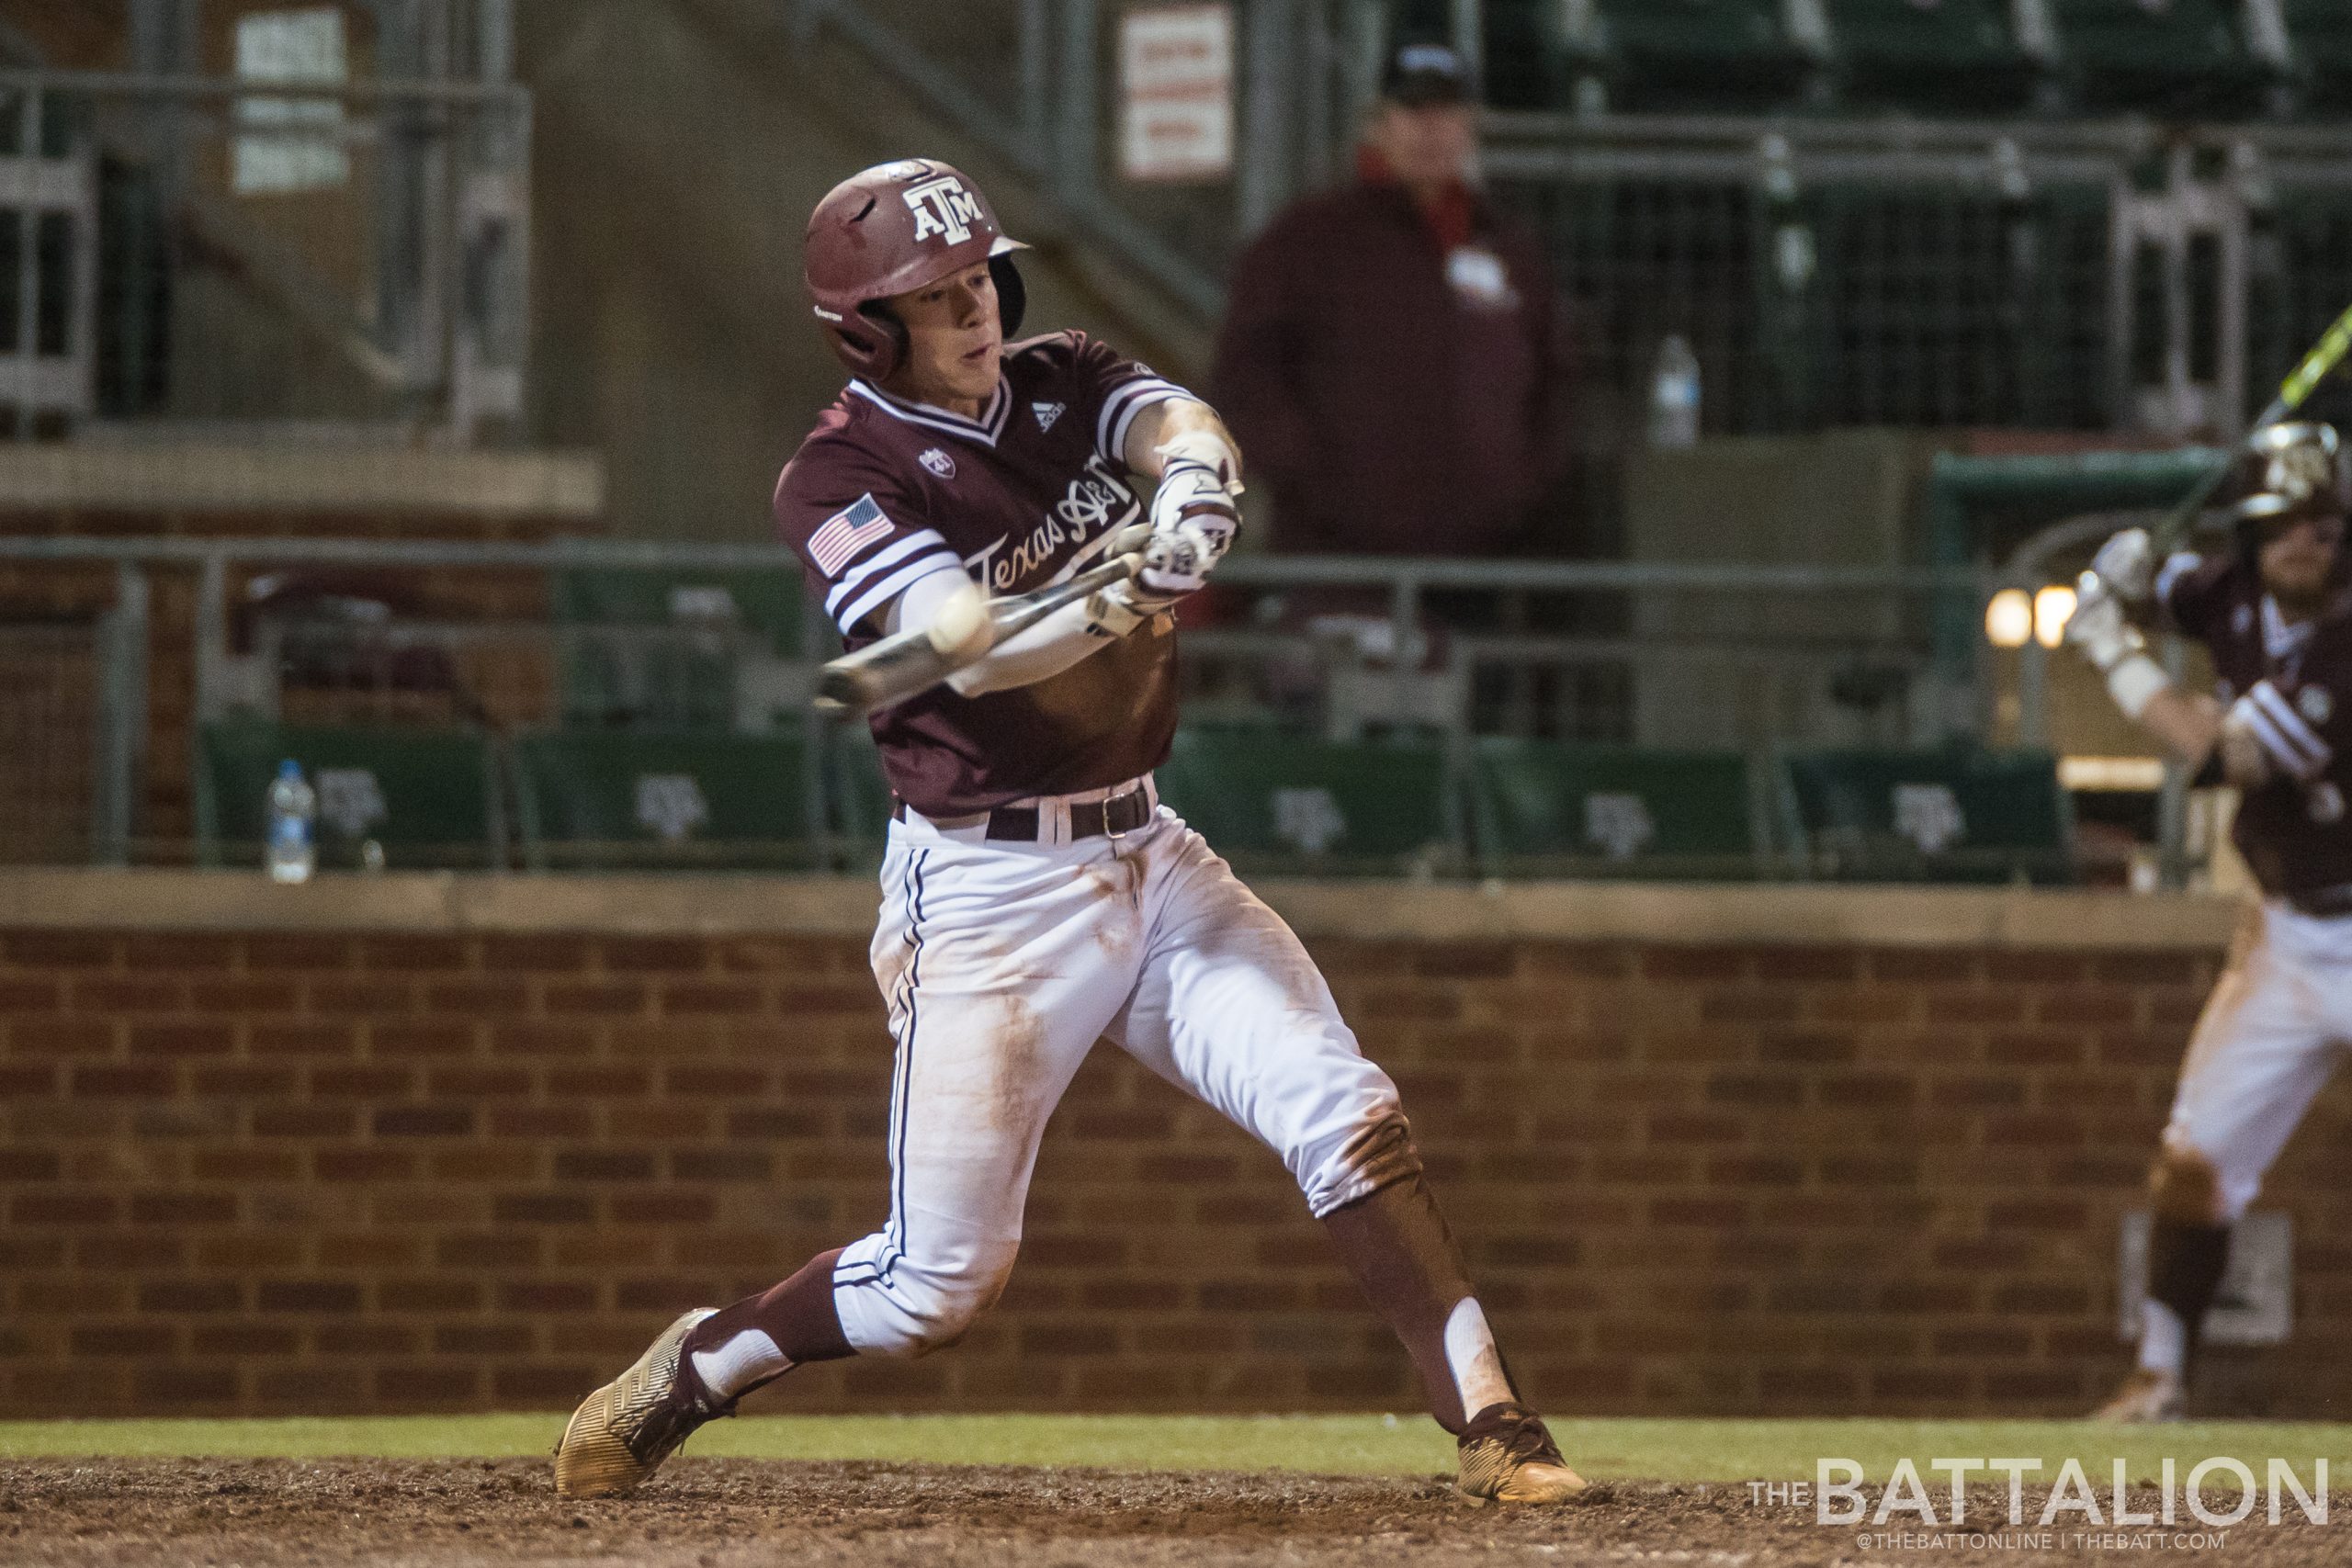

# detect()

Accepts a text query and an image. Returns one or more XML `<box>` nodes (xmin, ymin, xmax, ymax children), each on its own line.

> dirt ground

<box><xmin>1</xmin><ymin>1459</ymin><xmax>2342</xmax><ymax>1567</ymax></box>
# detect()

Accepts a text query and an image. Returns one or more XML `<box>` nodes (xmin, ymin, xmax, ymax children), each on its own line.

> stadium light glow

<box><xmin>2033</xmin><ymin>584</ymin><xmax>2076</xmax><ymax>649</ymax></box>
<box><xmin>1984</xmin><ymin>588</ymin><xmax>2032</xmax><ymax>649</ymax></box>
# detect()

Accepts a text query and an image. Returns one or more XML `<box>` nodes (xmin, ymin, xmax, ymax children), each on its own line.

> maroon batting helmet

<box><xmin>805</xmin><ymin>158</ymin><xmax>1028</xmax><ymax>380</ymax></box>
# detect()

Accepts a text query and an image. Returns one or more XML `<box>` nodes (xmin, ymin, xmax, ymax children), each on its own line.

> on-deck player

<box><xmin>2064</xmin><ymin>422</ymin><xmax>2352</xmax><ymax>1421</ymax></box>
<box><xmin>554</xmin><ymin>159</ymin><xmax>1586</xmax><ymax>1504</ymax></box>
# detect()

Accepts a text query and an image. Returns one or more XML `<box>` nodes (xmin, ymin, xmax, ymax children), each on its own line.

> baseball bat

<box><xmin>2147</xmin><ymin>299</ymin><xmax>2352</xmax><ymax>557</ymax></box>
<box><xmin>813</xmin><ymin>551</ymin><xmax>1146</xmax><ymax>717</ymax></box>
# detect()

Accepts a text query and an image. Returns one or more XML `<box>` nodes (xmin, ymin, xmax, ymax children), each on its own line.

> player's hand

<box><xmin>2218</xmin><ymin>694</ymin><xmax>2276</xmax><ymax>787</ymax></box>
<box><xmin>2062</xmin><ymin>571</ymin><xmax>2145</xmax><ymax>672</ymax></box>
<box><xmin>1146</xmin><ymin>462</ymin><xmax>1238</xmax><ymax>580</ymax></box>
<box><xmin>1133</xmin><ymin>518</ymin><xmax>1226</xmax><ymax>599</ymax></box>
<box><xmin>2090</xmin><ymin>527</ymin><xmax>2156</xmax><ymax>603</ymax></box>
<box><xmin>1084</xmin><ymin>576</ymin><xmax>1179</xmax><ymax>639</ymax></box>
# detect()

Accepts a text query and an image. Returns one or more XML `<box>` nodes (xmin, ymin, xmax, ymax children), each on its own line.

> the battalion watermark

<box><xmin>1745</xmin><ymin>1458</ymin><xmax>2327</xmax><ymax>1552</ymax></box>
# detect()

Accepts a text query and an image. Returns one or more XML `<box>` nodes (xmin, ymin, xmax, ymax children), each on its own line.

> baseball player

<box><xmin>2065</xmin><ymin>422</ymin><xmax>2352</xmax><ymax>1421</ymax></box>
<box><xmin>553</xmin><ymin>159</ymin><xmax>1584</xmax><ymax>1505</ymax></box>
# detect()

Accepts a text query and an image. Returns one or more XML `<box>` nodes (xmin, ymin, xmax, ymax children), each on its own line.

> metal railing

<box><xmin>0</xmin><ymin>65</ymin><xmax>528</xmax><ymax>443</ymax></box>
<box><xmin>0</xmin><ymin>532</ymin><xmax>1988</xmax><ymax>871</ymax></box>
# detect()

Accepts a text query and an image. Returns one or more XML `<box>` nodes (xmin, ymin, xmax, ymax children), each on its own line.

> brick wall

<box><xmin>5</xmin><ymin>884</ymin><xmax>2345</xmax><ymax>1420</ymax></box>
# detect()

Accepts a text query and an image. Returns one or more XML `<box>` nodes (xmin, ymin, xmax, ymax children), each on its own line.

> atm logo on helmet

<box><xmin>906</xmin><ymin>175</ymin><xmax>986</xmax><ymax>246</ymax></box>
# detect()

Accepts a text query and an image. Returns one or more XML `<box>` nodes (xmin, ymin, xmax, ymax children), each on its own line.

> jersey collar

<box><xmin>848</xmin><ymin>378</ymin><xmax>1012</xmax><ymax>448</ymax></box>
<box><xmin>2263</xmin><ymin>594</ymin><xmax>2315</xmax><ymax>665</ymax></box>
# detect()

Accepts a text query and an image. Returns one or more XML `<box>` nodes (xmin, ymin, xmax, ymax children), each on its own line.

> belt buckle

<box><xmin>1103</xmin><ymin>786</ymin><xmax>1134</xmax><ymax>845</ymax></box>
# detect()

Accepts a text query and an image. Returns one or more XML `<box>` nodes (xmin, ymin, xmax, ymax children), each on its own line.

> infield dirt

<box><xmin>1</xmin><ymin>1458</ymin><xmax>2341</xmax><ymax>1566</ymax></box>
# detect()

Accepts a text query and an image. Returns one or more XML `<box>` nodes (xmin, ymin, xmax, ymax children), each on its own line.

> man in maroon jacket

<box><xmin>1212</xmin><ymin>42</ymin><xmax>1574</xmax><ymax>558</ymax></box>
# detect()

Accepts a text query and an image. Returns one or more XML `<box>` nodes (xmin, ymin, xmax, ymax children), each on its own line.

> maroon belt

<box><xmin>892</xmin><ymin>786</ymin><xmax>1153</xmax><ymax>842</ymax></box>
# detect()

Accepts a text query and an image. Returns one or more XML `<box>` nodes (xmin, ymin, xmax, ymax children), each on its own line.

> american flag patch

<box><xmin>808</xmin><ymin>494</ymin><xmax>895</xmax><ymax>577</ymax></box>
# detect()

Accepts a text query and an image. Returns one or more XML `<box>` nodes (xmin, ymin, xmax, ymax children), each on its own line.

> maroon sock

<box><xmin>1320</xmin><ymin>1172</ymin><xmax>1510</xmax><ymax>1434</ymax></box>
<box><xmin>680</xmin><ymin>1247</ymin><xmax>855</xmax><ymax>1401</ymax></box>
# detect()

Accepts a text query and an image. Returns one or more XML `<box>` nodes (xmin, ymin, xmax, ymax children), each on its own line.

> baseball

<box><xmin>926</xmin><ymin>579</ymin><xmax>994</xmax><ymax>660</ymax></box>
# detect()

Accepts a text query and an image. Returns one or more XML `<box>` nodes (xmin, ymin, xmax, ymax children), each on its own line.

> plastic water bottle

<box><xmin>266</xmin><ymin>760</ymin><xmax>316</xmax><ymax>885</ymax></box>
<box><xmin>1649</xmin><ymin>333</ymin><xmax>1701</xmax><ymax>448</ymax></box>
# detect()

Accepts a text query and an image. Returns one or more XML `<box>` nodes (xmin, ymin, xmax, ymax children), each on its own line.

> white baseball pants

<box><xmin>829</xmin><ymin>783</ymin><xmax>1408</xmax><ymax>1358</ymax></box>
<box><xmin>2167</xmin><ymin>901</ymin><xmax>2352</xmax><ymax>1222</ymax></box>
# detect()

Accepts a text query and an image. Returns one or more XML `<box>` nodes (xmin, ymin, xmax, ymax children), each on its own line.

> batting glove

<box><xmin>2064</xmin><ymin>571</ymin><xmax>2171</xmax><ymax>719</ymax></box>
<box><xmin>1146</xmin><ymin>463</ymin><xmax>1238</xmax><ymax>588</ymax></box>
<box><xmin>2089</xmin><ymin>527</ymin><xmax>2156</xmax><ymax>603</ymax></box>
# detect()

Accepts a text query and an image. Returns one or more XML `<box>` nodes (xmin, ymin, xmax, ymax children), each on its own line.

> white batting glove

<box><xmin>1084</xmin><ymin>576</ymin><xmax>1178</xmax><ymax>639</ymax></box>
<box><xmin>2064</xmin><ymin>571</ymin><xmax>2171</xmax><ymax>719</ymax></box>
<box><xmin>1147</xmin><ymin>473</ymin><xmax>1237</xmax><ymax>577</ymax></box>
<box><xmin>2089</xmin><ymin>527</ymin><xmax>2156</xmax><ymax>603</ymax></box>
<box><xmin>2062</xmin><ymin>575</ymin><xmax>2141</xmax><ymax>671</ymax></box>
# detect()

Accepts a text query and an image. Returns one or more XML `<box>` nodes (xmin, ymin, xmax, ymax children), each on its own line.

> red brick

<box><xmin>422</xmin><ymin>979</ymin><xmax>529</xmax><ymax>1016</ymax></box>
<box><xmin>601</xmin><ymin>937</ymin><xmax>707</xmax><ymax>973</ymax></box>
<box><xmin>661</xmin><ymin>981</ymin><xmax>763</xmax><ymax>1015</ymax></box>
<box><xmin>543</xmin><ymin>982</ymin><xmax>649</xmax><ymax>1016</ymax></box>
<box><xmin>72</xmin><ymin>977</ymin><xmax>182</xmax><ymax>1013</ymax></box>
<box><xmin>490</xmin><ymin>1022</ymin><xmax>594</xmax><ymax>1057</ymax></box>
<box><xmin>249</xmin><ymin>1022</ymin><xmax>358</xmax><ymax>1057</ymax></box>
<box><xmin>69</xmin><ymin>1064</ymin><xmax>171</xmax><ymax>1098</ymax></box>
<box><xmin>256</xmin><ymin>1280</ymin><xmax>361</xmax><ymax>1314</ymax></box>
<box><xmin>372</xmin><ymin>1105</ymin><xmax>476</xmax><ymax>1137</ymax></box>
<box><xmin>369</xmin><ymin>1023</ymin><xmax>472</xmax><ymax>1059</ymax></box>
<box><xmin>127</xmin><ymin>1022</ymin><xmax>233</xmax><ymax>1058</ymax></box>
<box><xmin>122</xmin><ymin>934</ymin><xmax>238</xmax><ymax>971</ymax></box>
<box><xmin>13</xmin><ymin>1190</ymin><xmax>117</xmax><ymax>1224</ymax></box>
<box><xmin>358</xmin><ymin>936</ymin><xmax>473</xmax><ymax>972</ymax></box>
<box><xmin>4</xmin><ymin>932</ymin><xmax>115</xmax><ymax>967</ymax></box>
<box><xmin>0</xmin><ymin>976</ymin><xmax>62</xmax><ymax>1011</ymax></box>
<box><xmin>311</xmin><ymin>1067</ymin><xmax>413</xmax><ymax>1098</ymax></box>
<box><xmin>306</xmin><ymin>979</ymin><xmax>415</xmax><ymax>1016</ymax></box>
<box><xmin>314</xmin><ymin>1147</ymin><xmax>415</xmax><ymax>1181</ymax></box>
<box><xmin>130</xmin><ymin>1191</ymin><xmax>236</xmax><ymax>1224</ymax></box>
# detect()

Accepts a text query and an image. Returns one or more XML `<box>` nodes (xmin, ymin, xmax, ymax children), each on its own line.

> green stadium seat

<box><xmin>1154</xmin><ymin>730</ymin><xmax>1458</xmax><ymax>876</ymax></box>
<box><xmin>2047</xmin><ymin>0</ymin><xmax>2267</xmax><ymax>118</ymax></box>
<box><xmin>195</xmin><ymin>719</ymin><xmax>506</xmax><ymax>871</ymax></box>
<box><xmin>1823</xmin><ymin>0</ymin><xmax>2040</xmax><ymax>112</ymax></box>
<box><xmin>2282</xmin><ymin>2</ymin><xmax>2352</xmax><ymax>116</ymax></box>
<box><xmin>1776</xmin><ymin>746</ymin><xmax>2075</xmax><ymax>884</ymax></box>
<box><xmin>1468</xmin><ymin>739</ymin><xmax>1764</xmax><ymax>878</ymax></box>
<box><xmin>1582</xmin><ymin>0</ymin><xmax>1820</xmax><ymax>114</ymax></box>
<box><xmin>550</xmin><ymin>567</ymin><xmax>808</xmax><ymax>730</ymax></box>
<box><xmin>511</xmin><ymin>729</ymin><xmax>816</xmax><ymax>871</ymax></box>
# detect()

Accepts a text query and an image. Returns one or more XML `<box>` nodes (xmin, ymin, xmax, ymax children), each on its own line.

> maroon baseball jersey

<box><xmin>2161</xmin><ymin>550</ymin><xmax>2352</xmax><ymax>899</ymax></box>
<box><xmin>775</xmin><ymin>331</ymin><xmax>1189</xmax><ymax>816</ymax></box>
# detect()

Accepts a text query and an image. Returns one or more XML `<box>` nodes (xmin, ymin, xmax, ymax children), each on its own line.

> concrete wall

<box><xmin>5</xmin><ymin>872</ymin><xmax>2346</xmax><ymax>1421</ymax></box>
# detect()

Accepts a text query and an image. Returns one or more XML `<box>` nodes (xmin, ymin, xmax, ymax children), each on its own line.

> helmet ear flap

<box><xmin>840</xmin><ymin>301</ymin><xmax>910</xmax><ymax>381</ymax></box>
<box><xmin>989</xmin><ymin>254</ymin><xmax>1027</xmax><ymax>341</ymax></box>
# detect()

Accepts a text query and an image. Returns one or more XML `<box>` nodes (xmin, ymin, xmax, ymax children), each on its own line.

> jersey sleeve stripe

<box><xmin>1096</xmin><ymin>378</ymin><xmax>1188</xmax><ymax>463</ymax></box>
<box><xmin>823</xmin><ymin>529</ymin><xmax>953</xmax><ymax>615</ymax></box>
<box><xmin>837</xmin><ymin>556</ymin><xmax>968</xmax><ymax>637</ymax></box>
<box><xmin>2248</xmin><ymin>681</ymin><xmax>2332</xmax><ymax>778</ymax></box>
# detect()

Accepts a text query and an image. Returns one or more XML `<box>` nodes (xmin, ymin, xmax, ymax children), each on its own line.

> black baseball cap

<box><xmin>1380</xmin><ymin>41</ymin><xmax>1473</xmax><ymax>107</ymax></box>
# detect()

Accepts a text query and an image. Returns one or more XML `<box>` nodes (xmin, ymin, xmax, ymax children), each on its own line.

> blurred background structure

<box><xmin>6</xmin><ymin>0</ymin><xmax>2352</xmax><ymax>885</ymax></box>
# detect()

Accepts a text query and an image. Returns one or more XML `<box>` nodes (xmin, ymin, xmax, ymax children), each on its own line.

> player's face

<box><xmin>2259</xmin><ymin>511</ymin><xmax>2345</xmax><ymax>604</ymax></box>
<box><xmin>886</xmin><ymin>263</ymin><xmax>1001</xmax><ymax>412</ymax></box>
<box><xmin>1370</xmin><ymin>101</ymin><xmax>1476</xmax><ymax>195</ymax></box>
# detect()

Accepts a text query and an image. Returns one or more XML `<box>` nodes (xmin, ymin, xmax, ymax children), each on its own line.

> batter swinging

<box><xmin>554</xmin><ymin>159</ymin><xmax>1584</xmax><ymax>1505</ymax></box>
<box><xmin>2067</xmin><ymin>423</ymin><xmax>2352</xmax><ymax>1421</ymax></box>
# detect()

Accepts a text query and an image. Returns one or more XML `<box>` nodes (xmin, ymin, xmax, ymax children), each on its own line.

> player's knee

<box><xmin>2150</xmin><ymin>1138</ymin><xmax>2226</xmax><ymax>1225</ymax></box>
<box><xmin>1299</xmin><ymin>1107</ymin><xmax>1421</xmax><ymax>1219</ymax></box>
<box><xmin>891</xmin><ymin>1249</ymin><xmax>1018</xmax><ymax>1357</ymax></box>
